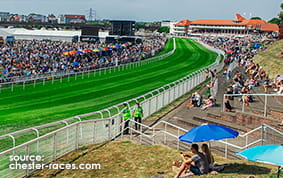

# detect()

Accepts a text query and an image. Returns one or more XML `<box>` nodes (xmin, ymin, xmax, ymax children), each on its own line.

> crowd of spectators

<box><xmin>187</xmin><ymin>34</ymin><xmax>282</xmax><ymax>119</ymax></box>
<box><xmin>0</xmin><ymin>37</ymin><xmax>166</xmax><ymax>82</ymax></box>
<box><xmin>187</xmin><ymin>69</ymin><xmax>218</xmax><ymax>110</ymax></box>
<box><xmin>201</xmin><ymin>35</ymin><xmax>283</xmax><ymax>118</ymax></box>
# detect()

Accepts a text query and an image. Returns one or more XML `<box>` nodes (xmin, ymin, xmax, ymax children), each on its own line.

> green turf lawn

<box><xmin>0</xmin><ymin>38</ymin><xmax>217</xmax><ymax>136</ymax></box>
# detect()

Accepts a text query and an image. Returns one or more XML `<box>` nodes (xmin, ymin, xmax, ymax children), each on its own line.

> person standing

<box><xmin>121</xmin><ymin>103</ymin><xmax>131</xmax><ymax>134</ymax></box>
<box><xmin>132</xmin><ymin>103</ymin><xmax>143</xmax><ymax>130</ymax></box>
<box><xmin>205</xmin><ymin>69</ymin><xmax>209</xmax><ymax>80</ymax></box>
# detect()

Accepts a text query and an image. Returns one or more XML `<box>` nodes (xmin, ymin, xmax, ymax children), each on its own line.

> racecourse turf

<box><xmin>0</xmin><ymin>38</ymin><xmax>217</xmax><ymax>136</ymax></box>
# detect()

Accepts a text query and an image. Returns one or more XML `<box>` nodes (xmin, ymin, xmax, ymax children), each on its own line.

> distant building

<box><xmin>9</xmin><ymin>15</ymin><xmax>20</xmax><ymax>22</ymax></box>
<box><xmin>48</xmin><ymin>14</ymin><xmax>57</xmax><ymax>23</ymax></box>
<box><xmin>8</xmin><ymin>14</ymin><xmax>27</xmax><ymax>22</ymax></box>
<box><xmin>57</xmin><ymin>15</ymin><xmax>65</xmax><ymax>24</ymax></box>
<box><xmin>27</xmin><ymin>14</ymin><xmax>47</xmax><ymax>22</ymax></box>
<box><xmin>0</xmin><ymin>12</ymin><xmax>10</xmax><ymax>21</ymax></box>
<box><xmin>172</xmin><ymin>19</ymin><xmax>191</xmax><ymax>35</ymax></box>
<box><xmin>109</xmin><ymin>20</ymin><xmax>135</xmax><ymax>36</ymax></box>
<box><xmin>19</xmin><ymin>15</ymin><xmax>27</xmax><ymax>22</ymax></box>
<box><xmin>64</xmin><ymin>15</ymin><xmax>86</xmax><ymax>24</ymax></box>
<box><xmin>189</xmin><ymin>14</ymin><xmax>279</xmax><ymax>34</ymax></box>
<box><xmin>161</xmin><ymin>21</ymin><xmax>171</xmax><ymax>27</ymax></box>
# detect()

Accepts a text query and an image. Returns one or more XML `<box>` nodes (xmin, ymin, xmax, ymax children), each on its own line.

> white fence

<box><xmin>0</xmin><ymin>38</ymin><xmax>224</xmax><ymax>177</ymax></box>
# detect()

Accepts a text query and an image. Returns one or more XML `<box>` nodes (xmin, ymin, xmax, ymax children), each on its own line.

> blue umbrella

<box><xmin>179</xmin><ymin>124</ymin><xmax>239</xmax><ymax>143</ymax></box>
<box><xmin>236</xmin><ymin>145</ymin><xmax>283</xmax><ymax>166</ymax></box>
<box><xmin>236</xmin><ymin>145</ymin><xmax>283</xmax><ymax>178</ymax></box>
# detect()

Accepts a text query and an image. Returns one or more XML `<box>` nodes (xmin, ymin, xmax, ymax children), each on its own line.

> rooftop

<box><xmin>188</xmin><ymin>14</ymin><xmax>278</xmax><ymax>31</ymax></box>
<box><xmin>174</xmin><ymin>19</ymin><xmax>191</xmax><ymax>26</ymax></box>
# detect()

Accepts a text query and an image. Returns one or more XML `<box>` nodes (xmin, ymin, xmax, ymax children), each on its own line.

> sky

<box><xmin>0</xmin><ymin>0</ymin><xmax>282</xmax><ymax>22</ymax></box>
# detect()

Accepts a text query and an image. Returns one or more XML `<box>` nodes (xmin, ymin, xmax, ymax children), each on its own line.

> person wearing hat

<box><xmin>132</xmin><ymin>103</ymin><xmax>143</xmax><ymax>130</ymax></box>
<box><xmin>121</xmin><ymin>103</ymin><xmax>131</xmax><ymax>134</ymax></box>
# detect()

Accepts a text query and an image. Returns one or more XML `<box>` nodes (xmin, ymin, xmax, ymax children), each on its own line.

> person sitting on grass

<box><xmin>174</xmin><ymin>144</ymin><xmax>209</xmax><ymax>178</ymax></box>
<box><xmin>201</xmin><ymin>144</ymin><xmax>214</xmax><ymax>167</ymax></box>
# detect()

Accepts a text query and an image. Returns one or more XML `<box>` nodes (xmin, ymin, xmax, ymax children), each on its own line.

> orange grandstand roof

<box><xmin>244</xmin><ymin>19</ymin><xmax>268</xmax><ymax>25</ymax></box>
<box><xmin>260</xmin><ymin>24</ymin><xmax>279</xmax><ymax>32</ymax></box>
<box><xmin>175</xmin><ymin>19</ymin><xmax>191</xmax><ymax>26</ymax></box>
<box><xmin>235</xmin><ymin>14</ymin><xmax>246</xmax><ymax>21</ymax></box>
<box><xmin>190</xmin><ymin>15</ymin><xmax>278</xmax><ymax>31</ymax></box>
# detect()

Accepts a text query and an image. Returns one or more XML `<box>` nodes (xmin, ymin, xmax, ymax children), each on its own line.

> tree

<box><xmin>250</xmin><ymin>17</ymin><xmax>262</xmax><ymax>20</ymax></box>
<box><xmin>157</xmin><ymin>26</ymin><xmax>170</xmax><ymax>33</ymax></box>
<box><xmin>279</xmin><ymin>11</ymin><xmax>283</xmax><ymax>20</ymax></box>
<box><xmin>268</xmin><ymin>18</ymin><xmax>281</xmax><ymax>24</ymax></box>
<box><xmin>281</xmin><ymin>3</ymin><xmax>283</xmax><ymax>10</ymax></box>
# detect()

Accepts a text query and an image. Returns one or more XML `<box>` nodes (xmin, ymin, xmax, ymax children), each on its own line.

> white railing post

<box><xmin>8</xmin><ymin>134</ymin><xmax>15</xmax><ymax>155</ymax></box>
<box><xmin>75</xmin><ymin>124</ymin><xmax>79</xmax><ymax>150</ymax></box>
<box><xmin>223</xmin><ymin>94</ymin><xmax>226</xmax><ymax>112</ymax></box>
<box><xmin>31</xmin><ymin>128</ymin><xmax>40</xmax><ymax>153</ymax></box>
<box><xmin>139</xmin><ymin>125</ymin><xmax>142</xmax><ymax>144</ymax></box>
<box><xmin>225</xmin><ymin>139</ymin><xmax>228</xmax><ymax>158</ymax></box>
<box><xmin>25</xmin><ymin>144</ymin><xmax>30</xmax><ymax>177</ymax></box>
<box><xmin>93</xmin><ymin>121</ymin><xmax>96</xmax><ymax>144</ymax></box>
<box><xmin>177</xmin><ymin>129</ymin><xmax>180</xmax><ymax>150</ymax></box>
<box><xmin>164</xmin><ymin>122</ymin><xmax>167</xmax><ymax>144</ymax></box>
<box><xmin>53</xmin><ymin>133</ymin><xmax>57</xmax><ymax>160</ymax></box>
<box><xmin>264</xmin><ymin>95</ymin><xmax>267</xmax><ymax>117</ymax></box>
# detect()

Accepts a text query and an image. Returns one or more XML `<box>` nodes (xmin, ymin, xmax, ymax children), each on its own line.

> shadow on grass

<box><xmin>221</xmin><ymin>163</ymin><xmax>271</xmax><ymax>175</ymax></box>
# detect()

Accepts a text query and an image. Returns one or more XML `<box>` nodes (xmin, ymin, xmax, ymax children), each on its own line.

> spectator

<box><xmin>174</xmin><ymin>144</ymin><xmax>209</xmax><ymax>178</ymax></box>
<box><xmin>201</xmin><ymin>96</ymin><xmax>216</xmax><ymax>110</ymax></box>
<box><xmin>201</xmin><ymin>144</ymin><xmax>214</xmax><ymax>166</ymax></box>
<box><xmin>224</xmin><ymin>96</ymin><xmax>233</xmax><ymax>112</ymax></box>
<box><xmin>279</xmin><ymin>117</ymin><xmax>283</xmax><ymax>126</ymax></box>
<box><xmin>263</xmin><ymin>76</ymin><xmax>270</xmax><ymax>93</ymax></box>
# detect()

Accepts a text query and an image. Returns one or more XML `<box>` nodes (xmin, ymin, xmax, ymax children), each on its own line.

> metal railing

<box><xmin>0</xmin><ymin>39</ymin><xmax>175</xmax><ymax>87</ymax></box>
<box><xmin>223</xmin><ymin>93</ymin><xmax>283</xmax><ymax>117</ymax></box>
<box><xmin>0</xmin><ymin>39</ymin><xmax>225</xmax><ymax>177</ymax></box>
<box><xmin>126</xmin><ymin>120</ymin><xmax>283</xmax><ymax>159</ymax></box>
<box><xmin>0</xmin><ymin>117</ymin><xmax>123</xmax><ymax>177</ymax></box>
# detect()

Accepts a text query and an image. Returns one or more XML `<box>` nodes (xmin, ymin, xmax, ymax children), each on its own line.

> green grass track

<box><xmin>0</xmin><ymin>38</ymin><xmax>217</xmax><ymax>135</ymax></box>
